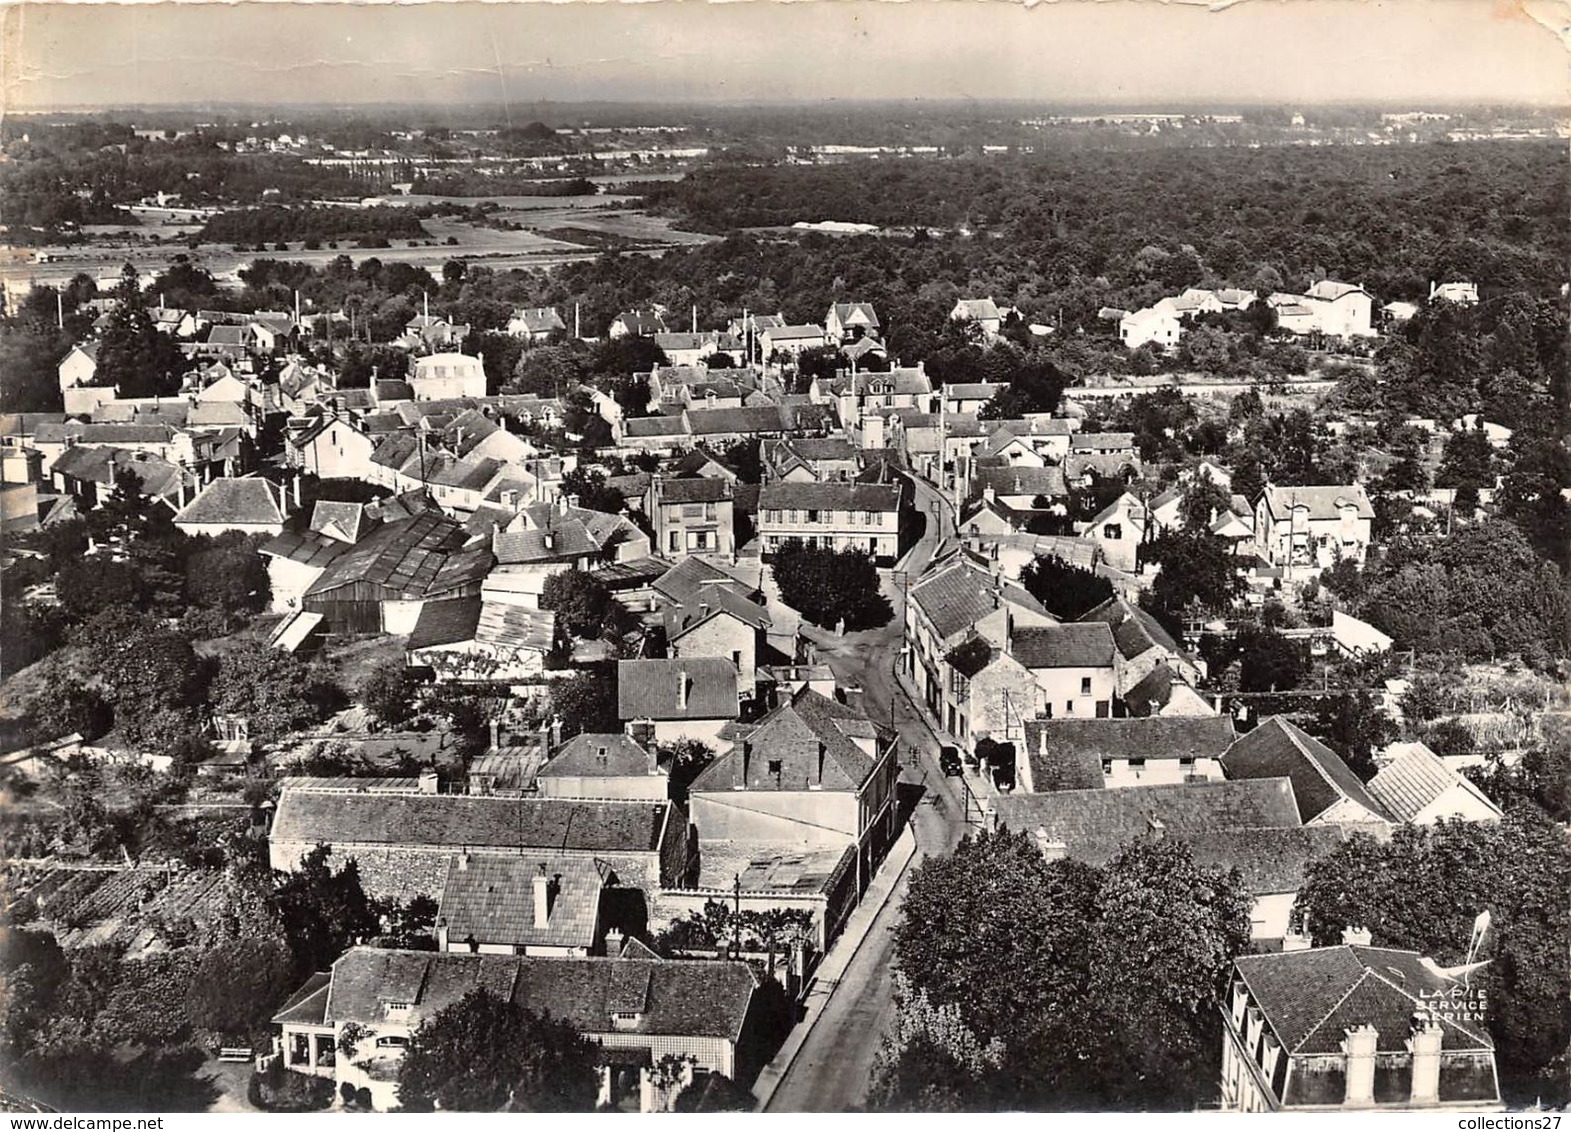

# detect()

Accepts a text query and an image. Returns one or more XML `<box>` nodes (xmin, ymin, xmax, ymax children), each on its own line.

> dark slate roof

<box><xmin>271</xmin><ymin>971</ymin><xmax>331</xmax><ymax>1026</ymax></box>
<box><xmin>975</xmin><ymin>465</ymin><xmax>1069</xmax><ymax>500</ymax></box>
<box><xmin>305</xmin><ymin>511</ymin><xmax>492</xmax><ymax>601</ymax></box>
<box><xmin>322</xmin><ymin>947</ymin><xmax>758</xmax><ymax>1042</ymax></box>
<box><xmin>1221</xmin><ymin>717</ymin><xmax>1390</xmax><ymax>824</ymax></box>
<box><xmin>438</xmin><ymin>855</ymin><xmax>610</xmax><ymax>949</ymax></box>
<box><xmin>758</xmin><ymin>481</ymin><xmax>901</xmax><ymax>512</ymax></box>
<box><xmin>1123</xmin><ymin>662</ymin><xmax>1193</xmax><ymax>717</ymax></box>
<box><xmin>375</xmin><ymin>379</ymin><xmax>415</xmax><ymax>402</ymax></box>
<box><xmin>663</xmin><ymin>582</ymin><xmax>771</xmax><ymax>641</ymax></box>
<box><xmin>689</xmin><ymin>687</ymin><xmax>882</xmax><ymax>794</ymax></box>
<box><xmin>651</xmin><ymin>557</ymin><xmax>755</xmax><ymax>605</ymax></box>
<box><xmin>993</xmin><ymin>778</ymin><xmax>1304</xmax><ymax>844</ymax></box>
<box><xmin>1235</xmin><ymin>946</ymin><xmax>1494</xmax><ymax>1055</ymax></box>
<box><xmin>944</xmin><ymin>636</ymin><xmax>996</xmax><ymax>679</ymax></box>
<box><xmin>686</xmin><ymin>405</ymin><xmax>791</xmax><ymax>436</ymax></box>
<box><xmin>624</xmin><ymin>416</ymin><xmax>690</xmax><ymax>439</ymax></box>
<box><xmin>1078</xmin><ymin>596</ymin><xmax>1193</xmax><ymax>664</ymax></box>
<box><xmin>1027</xmin><ymin>717</ymin><xmax>1237</xmax><ymax>770</ymax></box>
<box><xmin>908</xmin><ymin>552</ymin><xmax>1049</xmax><ymax>642</ymax></box>
<box><xmin>271</xmin><ymin>790</ymin><xmax>673</xmax><ymax>854</ymax></box>
<box><xmin>492</xmin><ymin>520</ymin><xmax>601</xmax><ymax>565</ymax></box>
<box><xmin>1261</xmin><ymin>483</ymin><xmax>1375</xmax><ymax>522</ymax></box>
<box><xmin>617</xmin><ymin>658</ymin><xmax>740</xmax><ymax>722</ymax></box>
<box><xmin>51</xmin><ymin>446</ymin><xmax>191</xmax><ymax>500</ymax></box>
<box><xmin>540</xmin><ymin>733</ymin><xmax>658</xmax><ymax>780</ymax></box>
<box><xmin>657</xmin><ymin>476</ymin><xmax>732</xmax><ymax>504</ymax></box>
<box><xmin>172</xmin><ymin>477</ymin><xmax>284</xmax><ymax>527</ymax></box>
<box><xmin>1010</xmin><ymin>622</ymin><xmax>1116</xmax><ymax>669</ymax></box>
<box><xmin>309</xmin><ymin>500</ymin><xmax>373</xmax><ymax>544</ymax></box>
<box><xmin>407</xmin><ymin>597</ymin><xmax>483</xmax><ymax>650</ymax></box>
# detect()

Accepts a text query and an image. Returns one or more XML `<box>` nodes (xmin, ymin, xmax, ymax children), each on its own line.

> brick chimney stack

<box><xmin>1341</xmin><ymin>1024</ymin><xmax>1379</xmax><ymax>1106</ymax></box>
<box><xmin>533</xmin><ymin>864</ymin><xmax>550</xmax><ymax>929</ymax></box>
<box><xmin>1408</xmin><ymin>1012</ymin><xmax>1445</xmax><ymax>1104</ymax></box>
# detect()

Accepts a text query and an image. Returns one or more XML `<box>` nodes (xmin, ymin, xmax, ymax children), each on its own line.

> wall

<box><xmin>689</xmin><ymin>790</ymin><xmax>858</xmax><ymax>845</ymax></box>
<box><xmin>536</xmin><ymin>774</ymin><xmax>668</xmax><ymax>801</ymax></box>
<box><xmin>671</xmin><ymin>615</ymin><xmax>756</xmax><ymax>698</ymax></box>
<box><xmin>1031</xmin><ymin>665</ymin><xmax>1116</xmax><ymax>719</ymax></box>
<box><xmin>1101</xmin><ymin>755</ymin><xmax>1223</xmax><ymax>788</ymax></box>
<box><xmin>266</xmin><ymin>556</ymin><xmax>326</xmax><ymax>613</ymax></box>
<box><xmin>651</xmin><ymin>717</ymin><xmax>730</xmax><ymax>753</ymax></box>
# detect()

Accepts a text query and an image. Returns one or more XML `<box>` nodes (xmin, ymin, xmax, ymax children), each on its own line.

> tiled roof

<box><xmin>758</xmin><ymin>481</ymin><xmax>900</xmax><ymax>512</ymax></box>
<box><xmin>271</xmin><ymin>971</ymin><xmax>331</xmax><ymax>1026</ymax></box>
<box><xmin>944</xmin><ymin>636</ymin><xmax>996</xmax><ymax>679</ymax></box>
<box><xmin>1072</xmin><ymin>432</ymin><xmax>1137</xmax><ymax>452</ymax></box>
<box><xmin>829</xmin><ymin>302</ymin><xmax>880</xmax><ymax>327</ymax></box>
<box><xmin>438</xmin><ymin>855</ymin><xmax>610</xmax><ymax>949</ymax></box>
<box><xmin>51</xmin><ymin>446</ymin><xmax>191</xmax><ymax>500</ymax></box>
<box><xmin>624</xmin><ymin>415</ymin><xmax>690</xmax><ymax>439</ymax></box>
<box><xmin>309</xmin><ymin>500</ymin><xmax>372</xmax><ymax>544</ymax></box>
<box><xmin>1010</xmin><ymin>622</ymin><xmax>1116</xmax><ymax>669</ymax></box>
<box><xmin>1366</xmin><ymin>744</ymin><xmax>1499</xmax><ymax>823</ymax></box>
<box><xmin>173</xmin><ymin>477</ymin><xmax>284</xmax><ymax>527</ymax></box>
<box><xmin>511</xmin><ymin>307</ymin><xmax>565</xmax><ymax>333</ymax></box>
<box><xmin>1026</xmin><ymin>716</ymin><xmax>1236</xmax><ymax>774</ymax></box>
<box><xmin>1235</xmin><ymin>945</ymin><xmax>1494</xmax><ymax>1055</ymax></box>
<box><xmin>657</xmin><ymin>476</ymin><xmax>731</xmax><ymax>503</ymax></box>
<box><xmin>1262</xmin><ymin>483</ymin><xmax>1375</xmax><ymax>521</ymax></box>
<box><xmin>686</xmin><ymin>406</ymin><xmax>791</xmax><ymax>436</ymax></box>
<box><xmin>540</xmin><ymin>733</ymin><xmax>658</xmax><ymax>780</ymax></box>
<box><xmin>689</xmin><ymin>688</ymin><xmax>882</xmax><ymax>794</ymax></box>
<box><xmin>1049</xmin><ymin>824</ymin><xmax>1348</xmax><ymax>895</ymax></box>
<box><xmin>492</xmin><ymin>520</ymin><xmax>601</xmax><ymax>564</ymax></box>
<box><xmin>651</xmin><ymin>557</ymin><xmax>754</xmax><ymax>605</ymax></box>
<box><xmin>975</xmin><ymin>465</ymin><xmax>1069</xmax><ymax>498</ymax></box>
<box><xmin>320</xmin><ymin>947</ymin><xmax>758</xmax><ymax>1042</ymax></box>
<box><xmin>1123</xmin><ymin>662</ymin><xmax>1191</xmax><ymax>716</ymax></box>
<box><xmin>765</xmin><ymin>324</ymin><xmax>826</xmax><ymax>341</ymax></box>
<box><xmin>945</xmin><ymin>382</ymin><xmax>1006</xmax><ymax>400</ymax></box>
<box><xmin>664</xmin><ymin>583</ymin><xmax>771</xmax><ymax>640</ymax></box>
<box><xmin>305</xmin><ymin>511</ymin><xmax>492</xmax><ymax>601</ymax></box>
<box><xmin>272</xmin><ymin>790</ymin><xmax>673</xmax><ymax>855</ymax></box>
<box><xmin>1221</xmin><ymin>717</ymin><xmax>1390</xmax><ymax>824</ymax></box>
<box><xmin>1078</xmin><ymin>597</ymin><xmax>1194</xmax><ymax>665</ymax></box>
<box><xmin>617</xmin><ymin>658</ymin><xmax>739</xmax><ymax>722</ymax></box>
<box><xmin>909</xmin><ymin>552</ymin><xmax>1048</xmax><ymax>642</ymax></box>
<box><xmin>993</xmin><ymin>777</ymin><xmax>1304</xmax><ymax>844</ymax></box>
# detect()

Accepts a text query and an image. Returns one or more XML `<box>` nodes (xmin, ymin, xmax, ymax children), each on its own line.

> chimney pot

<box><xmin>1342</xmin><ymin>925</ymin><xmax>1373</xmax><ymax>946</ymax></box>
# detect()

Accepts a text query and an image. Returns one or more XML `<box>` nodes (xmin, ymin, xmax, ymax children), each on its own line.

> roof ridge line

<box><xmin>1291</xmin><ymin>963</ymin><xmax>1374</xmax><ymax>1054</ymax></box>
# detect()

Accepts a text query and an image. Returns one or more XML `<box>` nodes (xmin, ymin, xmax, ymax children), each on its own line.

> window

<box><xmin>807</xmin><ymin>509</ymin><xmax>820</xmax><ymax>523</ymax></box>
<box><xmin>788</xmin><ymin>510</ymin><xmax>800</xmax><ymax>523</ymax></box>
<box><xmin>1179</xmin><ymin>756</ymin><xmax>1195</xmax><ymax>767</ymax></box>
<box><xmin>375</xmin><ymin>1035</ymin><xmax>408</xmax><ymax>1049</ymax></box>
<box><xmin>668</xmin><ymin>531</ymin><xmax>680</xmax><ymax>552</ymax></box>
<box><xmin>1104</xmin><ymin>523</ymin><xmax>1122</xmax><ymax>540</ymax></box>
<box><xmin>1080</xmin><ymin>677</ymin><xmax>1092</xmax><ymax>695</ymax></box>
<box><xmin>1065</xmin><ymin>701</ymin><xmax>1074</xmax><ymax>715</ymax></box>
<box><xmin>767</xmin><ymin>758</ymin><xmax>783</xmax><ymax>775</ymax></box>
<box><xmin>1128</xmin><ymin>758</ymin><xmax>1146</xmax><ymax>769</ymax></box>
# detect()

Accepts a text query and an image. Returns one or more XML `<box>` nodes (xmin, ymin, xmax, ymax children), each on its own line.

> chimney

<box><xmin>1408</xmin><ymin>1012</ymin><xmax>1445</xmax><ymax>1104</ymax></box>
<box><xmin>503</xmin><ymin>489</ymin><xmax>520</xmax><ymax>510</ymax></box>
<box><xmin>983</xmin><ymin>483</ymin><xmax>995</xmax><ymax>505</ymax></box>
<box><xmin>675</xmin><ymin>669</ymin><xmax>689</xmax><ymax>710</ymax></box>
<box><xmin>604</xmin><ymin>927</ymin><xmax>625</xmax><ymax>956</ymax></box>
<box><xmin>543</xmin><ymin>531</ymin><xmax>555</xmax><ymax>551</ymax></box>
<box><xmin>457</xmin><ymin>851</ymin><xmax>469</xmax><ymax>872</ymax></box>
<box><xmin>436</xmin><ymin>915</ymin><xmax>449</xmax><ymax>951</ymax></box>
<box><xmin>419</xmin><ymin>770</ymin><xmax>439</xmax><ymax>794</ymax></box>
<box><xmin>816</xmin><ymin>740</ymin><xmax>826</xmax><ymax>785</ymax></box>
<box><xmin>567</xmin><ymin>494</ymin><xmax>580</xmax><ymax>512</ymax></box>
<box><xmin>533</xmin><ymin>865</ymin><xmax>550</xmax><ymax>929</ymax></box>
<box><xmin>1341</xmin><ymin>1024</ymin><xmax>1379</xmax><ymax>1106</ymax></box>
<box><xmin>1033</xmin><ymin>826</ymin><xmax>1068</xmax><ymax>861</ymax></box>
<box><xmin>1342</xmin><ymin>925</ymin><xmax>1373</xmax><ymax>946</ymax></box>
<box><xmin>732</xmin><ymin>737</ymin><xmax>749</xmax><ymax>789</ymax></box>
<box><xmin>488</xmin><ymin>719</ymin><xmax>500</xmax><ymax>748</ymax></box>
<box><xmin>1146</xmin><ymin>815</ymin><xmax>1166</xmax><ymax>839</ymax></box>
<box><xmin>646</xmin><ymin>739</ymin><xmax>659</xmax><ymax>776</ymax></box>
<box><xmin>550</xmin><ymin>717</ymin><xmax>563</xmax><ymax>748</ymax></box>
<box><xmin>1280</xmin><ymin>928</ymin><xmax>1313</xmax><ymax>953</ymax></box>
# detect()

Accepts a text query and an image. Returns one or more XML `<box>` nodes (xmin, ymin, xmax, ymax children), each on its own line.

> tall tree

<box><xmin>272</xmin><ymin>845</ymin><xmax>380</xmax><ymax>975</ymax></box>
<box><xmin>1019</xmin><ymin>555</ymin><xmax>1113</xmax><ymax>620</ymax></box>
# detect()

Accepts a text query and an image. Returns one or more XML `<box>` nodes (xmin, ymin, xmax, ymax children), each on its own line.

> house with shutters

<box><xmin>647</xmin><ymin>474</ymin><xmax>736</xmax><ymax>561</ymax></box>
<box><xmin>1009</xmin><ymin>622</ymin><xmax>1119</xmax><ymax>720</ymax></box>
<box><xmin>1221</xmin><ymin>946</ymin><xmax>1499</xmax><ymax>1111</ymax></box>
<box><xmin>1080</xmin><ymin>491</ymin><xmax>1149</xmax><ymax>573</ymax></box>
<box><xmin>1255</xmin><ymin>483</ymin><xmax>1374</xmax><ymax>570</ymax></box>
<box><xmin>758</xmin><ymin>323</ymin><xmax>827</xmax><ymax>359</ymax></box>
<box><xmin>506</xmin><ymin>306</ymin><xmax>567</xmax><ymax>341</ymax></box>
<box><xmin>757</xmin><ymin>481</ymin><xmax>902</xmax><ymax>565</ymax></box>
<box><xmin>272</xmin><ymin>946</ymin><xmax>767</xmax><ymax>1111</ymax></box>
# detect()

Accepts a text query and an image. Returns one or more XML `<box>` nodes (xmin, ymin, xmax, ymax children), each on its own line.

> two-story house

<box><xmin>1221</xmin><ymin>946</ymin><xmax>1499</xmax><ymax>1111</ymax></box>
<box><xmin>824</xmin><ymin>302</ymin><xmax>880</xmax><ymax>344</ymax></box>
<box><xmin>1009</xmin><ymin>622</ymin><xmax>1118</xmax><ymax>719</ymax></box>
<box><xmin>617</xmin><ymin>657</ymin><xmax>741</xmax><ymax>751</ymax></box>
<box><xmin>757</xmin><ymin>481</ymin><xmax>902</xmax><ymax>565</ymax></box>
<box><xmin>647</xmin><ymin>474</ymin><xmax>736</xmax><ymax>561</ymax></box>
<box><xmin>1254</xmin><ymin>482</ymin><xmax>1374</xmax><ymax>571</ymax></box>
<box><xmin>664</xmin><ymin>583</ymin><xmax>771</xmax><ymax>701</ymax></box>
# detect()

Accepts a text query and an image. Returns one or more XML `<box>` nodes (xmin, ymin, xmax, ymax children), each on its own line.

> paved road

<box><xmin>765</xmin><ymin>473</ymin><xmax>972</xmax><ymax>1112</ymax></box>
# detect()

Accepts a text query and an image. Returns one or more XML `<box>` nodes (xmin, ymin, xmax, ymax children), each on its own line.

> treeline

<box><xmin>409</xmin><ymin>173</ymin><xmax>595</xmax><ymax>197</ymax></box>
<box><xmin>198</xmin><ymin>205</ymin><xmax>427</xmax><ymax>245</ymax></box>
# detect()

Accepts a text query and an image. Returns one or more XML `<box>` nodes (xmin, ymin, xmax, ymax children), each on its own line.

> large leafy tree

<box><xmin>539</xmin><ymin>570</ymin><xmax>617</xmax><ymax>640</ymax></box>
<box><xmin>1019</xmin><ymin>554</ymin><xmax>1113</xmax><ymax>621</ymax></box>
<box><xmin>768</xmin><ymin>539</ymin><xmax>890</xmax><ymax>630</ymax></box>
<box><xmin>1294</xmin><ymin>816</ymin><xmax>1571</xmax><ymax>1106</ymax></box>
<box><xmin>868</xmin><ymin>973</ymin><xmax>1007</xmax><ymax>1112</ymax></box>
<box><xmin>1144</xmin><ymin>530</ymin><xmax>1242</xmax><ymax>620</ymax></box>
<box><xmin>396</xmin><ymin>988</ymin><xmax>598</xmax><ymax>1112</ymax></box>
<box><xmin>68</xmin><ymin>607</ymin><xmax>207</xmax><ymax>747</ymax></box>
<box><xmin>547</xmin><ymin>666</ymin><xmax>618</xmax><ymax>740</ymax></box>
<box><xmin>272</xmin><ymin>845</ymin><xmax>380</xmax><ymax>976</ymax></box>
<box><xmin>94</xmin><ymin>268</ymin><xmax>183</xmax><ymax>398</ymax></box>
<box><xmin>207</xmin><ymin>642</ymin><xmax>341</xmax><ymax>741</ymax></box>
<box><xmin>890</xmin><ymin>830</ymin><xmax>1251</xmax><ymax>1110</ymax></box>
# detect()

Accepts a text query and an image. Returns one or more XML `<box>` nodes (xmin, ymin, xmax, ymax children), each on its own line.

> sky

<box><xmin>4</xmin><ymin>0</ymin><xmax>1568</xmax><ymax>112</ymax></box>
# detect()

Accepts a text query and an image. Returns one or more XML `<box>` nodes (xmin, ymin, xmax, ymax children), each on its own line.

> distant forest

<box><xmin>639</xmin><ymin>142</ymin><xmax>1568</xmax><ymax>302</ymax></box>
<box><xmin>197</xmin><ymin>205</ymin><xmax>427</xmax><ymax>245</ymax></box>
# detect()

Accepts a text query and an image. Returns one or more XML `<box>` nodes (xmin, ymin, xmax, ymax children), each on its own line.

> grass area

<box><xmin>320</xmin><ymin>634</ymin><xmax>409</xmax><ymax>695</ymax></box>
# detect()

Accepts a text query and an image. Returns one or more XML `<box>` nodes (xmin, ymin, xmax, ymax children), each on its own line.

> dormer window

<box><xmin>611</xmin><ymin>1011</ymin><xmax>643</xmax><ymax>1030</ymax></box>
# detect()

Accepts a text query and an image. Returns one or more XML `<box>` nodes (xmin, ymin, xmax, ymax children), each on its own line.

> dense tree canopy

<box><xmin>1018</xmin><ymin>554</ymin><xmax>1113</xmax><ymax>621</ymax></box>
<box><xmin>396</xmin><ymin>988</ymin><xmax>598</xmax><ymax>1112</ymax></box>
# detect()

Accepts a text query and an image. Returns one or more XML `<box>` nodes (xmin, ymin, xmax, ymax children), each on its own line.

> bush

<box><xmin>249</xmin><ymin>1061</ymin><xmax>335</xmax><ymax>1112</ymax></box>
<box><xmin>340</xmin><ymin>1081</ymin><xmax>357</xmax><ymax>1106</ymax></box>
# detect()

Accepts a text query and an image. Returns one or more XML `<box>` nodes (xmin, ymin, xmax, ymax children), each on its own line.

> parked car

<box><xmin>939</xmin><ymin>745</ymin><xmax>962</xmax><ymax>776</ymax></box>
